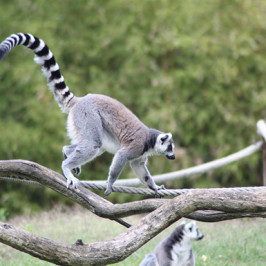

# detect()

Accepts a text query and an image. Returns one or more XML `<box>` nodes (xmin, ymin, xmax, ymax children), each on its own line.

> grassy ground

<box><xmin>0</xmin><ymin>206</ymin><xmax>265</xmax><ymax>266</ymax></box>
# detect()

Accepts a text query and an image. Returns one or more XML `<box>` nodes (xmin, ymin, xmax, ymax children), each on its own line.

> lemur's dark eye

<box><xmin>189</xmin><ymin>227</ymin><xmax>193</xmax><ymax>232</ymax></box>
<box><xmin>166</xmin><ymin>144</ymin><xmax>172</xmax><ymax>152</ymax></box>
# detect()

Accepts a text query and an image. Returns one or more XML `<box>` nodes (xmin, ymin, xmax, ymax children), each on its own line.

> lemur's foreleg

<box><xmin>130</xmin><ymin>158</ymin><xmax>165</xmax><ymax>193</ymax></box>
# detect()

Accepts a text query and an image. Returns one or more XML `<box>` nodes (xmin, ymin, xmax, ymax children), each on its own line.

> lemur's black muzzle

<box><xmin>166</xmin><ymin>154</ymin><xmax>175</xmax><ymax>160</ymax></box>
<box><xmin>197</xmin><ymin>234</ymin><xmax>204</xmax><ymax>241</ymax></box>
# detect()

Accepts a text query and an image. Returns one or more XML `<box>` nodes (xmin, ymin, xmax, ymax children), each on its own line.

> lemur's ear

<box><xmin>185</xmin><ymin>221</ymin><xmax>196</xmax><ymax>231</ymax></box>
<box><xmin>180</xmin><ymin>220</ymin><xmax>187</xmax><ymax>225</ymax></box>
<box><xmin>160</xmin><ymin>133</ymin><xmax>172</xmax><ymax>144</ymax></box>
<box><xmin>167</xmin><ymin>133</ymin><xmax>172</xmax><ymax>139</ymax></box>
<box><xmin>160</xmin><ymin>134</ymin><xmax>168</xmax><ymax>144</ymax></box>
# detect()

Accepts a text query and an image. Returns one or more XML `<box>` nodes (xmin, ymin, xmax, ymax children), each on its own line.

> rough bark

<box><xmin>0</xmin><ymin>160</ymin><xmax>266</xmax><ymax>265</ymax></box>
<box><xmin>1</xmin><ymin>160</ymin><xmax>265</xmax><ymax>221</ymax></box>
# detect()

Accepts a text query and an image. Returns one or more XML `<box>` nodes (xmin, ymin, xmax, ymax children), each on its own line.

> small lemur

<box><xmin>0</xmin><ymin>33</ymin><xmax>175</xmax><ymax>196</ymax></box>
<box><xmin>140</xmin><ymin>221</ymin><xmax>204</xmax><ymax>266</ymax></box>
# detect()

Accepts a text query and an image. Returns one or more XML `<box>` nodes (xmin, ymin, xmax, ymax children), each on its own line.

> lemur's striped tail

<box><xmin>0</xmin><ymin>33</ymin><xmax>74</xmax><ymax>113</ymax></box>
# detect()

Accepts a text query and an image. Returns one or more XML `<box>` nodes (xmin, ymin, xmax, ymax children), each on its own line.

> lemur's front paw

<box><xmin>151</xmin><ymin>184</ymin><xmax>165</xmax><ymax>191</ymax></box>
<box><xmin>66</xmin><ymin>176</ymin><xmax>80</xmax><ymax>189</ymax></box>
<box><xmin>104</xmin><ymin>185</ymin><xmax>113</xmax><ymax>197</ymax></box>
<box><xmin>153</xmin><ymin>184</ymin><xmax>165</xmax><ymax>198</ymax></box>
<box><xmin>158</xmin><ymin>184</ymin><xmax>165</xmax><ymax>190</ymax></box>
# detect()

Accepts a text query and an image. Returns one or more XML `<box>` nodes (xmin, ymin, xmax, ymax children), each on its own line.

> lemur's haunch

<box><xmin>0</xmin><ymin>33</ymin><xmax>175</xmax><ymax>196</ymax></box>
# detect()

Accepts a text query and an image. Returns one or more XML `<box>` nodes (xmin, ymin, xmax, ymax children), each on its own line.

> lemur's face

<box><xmin>155</xmin><ymin>133</ymin><xmax>175</xmax><ymax>160</ymax></box>
<box><xmin>184</xmin><ymin>221</ymin><xmax>204</xmax><ymax>241</ymax></box>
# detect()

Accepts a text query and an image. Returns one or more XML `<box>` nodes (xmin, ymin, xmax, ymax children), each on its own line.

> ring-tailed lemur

<box><xmin>140</xmin><ymin>221</ymin><xmax>204</xmax><ymax>266</ymax></box>
<box><xmin>0</xmin><ymin>33</ymin><xmax>175</xmax><ymax>196</ymax></box>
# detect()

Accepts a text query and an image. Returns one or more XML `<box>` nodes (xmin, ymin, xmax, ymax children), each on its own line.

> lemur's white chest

<box><xmin>171</xmin><ymin>242</ymin><xmax>193</xmax><ymax>266</ymax></box>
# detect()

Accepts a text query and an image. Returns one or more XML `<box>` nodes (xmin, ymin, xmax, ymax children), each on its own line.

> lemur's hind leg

<box><xmin>62</xmin><ymin>142</ymin><xmax>101</xmax><ymax>188</ymax></box>
<box><xmin>130</xmin><ymin>158</ymin><xmax>165</xmax><ymax>194</ymax></box>
<box><xmin>62</xmin><ymin>144</ymin><xmax>81</xmax><ymax>175</ymax></box>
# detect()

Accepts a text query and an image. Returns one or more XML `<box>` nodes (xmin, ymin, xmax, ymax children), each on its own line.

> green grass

<box><xmin>0</xmin><ymin>206</ymin><xmax>265</xmax><ymax>265</ymax></box>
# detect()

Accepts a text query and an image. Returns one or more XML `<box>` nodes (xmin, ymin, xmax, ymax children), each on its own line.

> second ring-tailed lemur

<box><xmin>140</xmin><ymin>221</ymin><xmax>204</xmax><ymax>266</ymax></box>
<box><xmin>0</xmin><ymin>33</ymin><xmax>175</xmax><ymax>196</ymax></box>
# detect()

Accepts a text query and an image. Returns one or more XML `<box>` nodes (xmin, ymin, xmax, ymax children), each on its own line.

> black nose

<box><xmin>166</xmin><ymin>154</ymin><xmax>175</xmax><ymax>160</ymax></box>
<box><xmin>197</xmin><ymin>234</ymin><xmax>204</xmax><ymax>240</ymax></box>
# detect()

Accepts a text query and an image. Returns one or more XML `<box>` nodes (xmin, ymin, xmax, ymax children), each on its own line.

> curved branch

<box><xmin>0</xmin><ymin>160</ymin><xmax>165</xmax><ymax>218</ymax></box>
<box><xmin>0</xmin><ymin>160</ymin><xmax>265</xmax><ymax>222</ymax></box>
<box><xmin>0</xmin><ymin>160</ymin><xmax>266</xmax><ymax>265</ymax></box>
<box><xmin>1</xmin><ymin>189</ymin><xmax>265</xmax><ymax>265</ymax></box>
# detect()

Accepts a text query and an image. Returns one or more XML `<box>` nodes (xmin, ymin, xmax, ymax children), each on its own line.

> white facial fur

<box><xmin>154</xmin><ymin>133</ymin><xmax>175</xmax><ymax>159</ymax></box>
<box><xmin>184</xmin><ymin>221</ymin><xmax>204</xmax><ymax>241</ymax></box>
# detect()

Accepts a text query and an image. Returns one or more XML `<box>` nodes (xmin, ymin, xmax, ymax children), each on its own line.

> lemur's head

<box><xmin>155</xmin><ymin>133</ymin><xmax>175</xmax><ymax>160</ymax></box>
<box><xmin>183</xmin><ymin>221</ymin><xmax>204</xmax><ymax>241</ymax></box>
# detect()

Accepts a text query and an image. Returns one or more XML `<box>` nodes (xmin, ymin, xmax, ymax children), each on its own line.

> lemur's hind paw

<box><xmin>66</xmin><ymin>176</ymin><xmax>80</xmax><ymax>189</ymax></box>
<box><xmin>73</xmin><ymin>166</ymin><xmax>81</xmax><ymax>176</ymax></box>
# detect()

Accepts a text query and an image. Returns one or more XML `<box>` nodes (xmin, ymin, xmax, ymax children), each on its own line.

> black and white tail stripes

<box><xmin>0</xmin><ymin>33</ymin><xmax>74</xmax><ymax>113</ymax></box>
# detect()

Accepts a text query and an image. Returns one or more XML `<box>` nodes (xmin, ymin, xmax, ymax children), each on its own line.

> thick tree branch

<box><xmin>0</xmin><ymin>160</ymin><xmax>134</xmax><ymax>227</ymax></box>
<box><xmin>0</xmin><ymin>160</ymin><xmax>265</xmax><ymax>222</ymax></box>
<box><xmin>0</xmin><ymin>160</ymin><xmax>165</xmax><ymax>217</ymax></box>
<box><xmin>0</xmin><ymin>189</ymin><xmax>265</xmax><ymax>265</ymax></box>
<box><xmin>0</xmin><ymin>160</ymin><xmax>266</xmax><ymax>265</ymax></box>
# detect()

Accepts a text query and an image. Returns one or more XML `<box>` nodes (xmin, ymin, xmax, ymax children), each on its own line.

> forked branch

<box><xmin>0</xmin><ymin>160</ymin><xmax>265</xmax><ymax>265</ymax></box>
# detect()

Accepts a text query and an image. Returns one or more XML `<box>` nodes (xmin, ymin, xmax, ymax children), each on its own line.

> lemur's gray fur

<box><xmin>0</xmin><ymin>33</ymin><xmax>175</xmax><ymax>196</ymax></box>
<box><xmin>140</xmin><ymin>221</ymin><xmax>204</xmax><ymax>266</ymax></box>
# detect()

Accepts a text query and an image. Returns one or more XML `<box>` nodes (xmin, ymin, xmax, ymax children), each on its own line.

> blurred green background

<box><xmin>0</xmin><ymin>0</ymin><xmax>265</xmax><ymax>219</ymax></box>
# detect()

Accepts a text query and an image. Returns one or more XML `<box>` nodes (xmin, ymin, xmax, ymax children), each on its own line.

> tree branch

<box><xmin>0</xmin><ymin>188</ymin><xmax>265</xmax><ymax>265</ymax></box>
<box><xmin>0</xmin><ymin>160</ymin><xmax>265</xmax><ymax>222</ymax></box>
<box><xmin>0</xmin><ymin>160</ymin><xmax>266</xmax><ymax>265</ymax></box>
<box><xmin>185</xmin><ymin>210</ymin><xmax>266</xmax><ymax>222</ymax></box>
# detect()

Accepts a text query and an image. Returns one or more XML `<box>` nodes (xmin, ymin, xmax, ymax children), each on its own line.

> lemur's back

<box><xmin>71</xmin><ymin>94</ymin><xmax>148</xmax><ymax>145</ymax></box>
